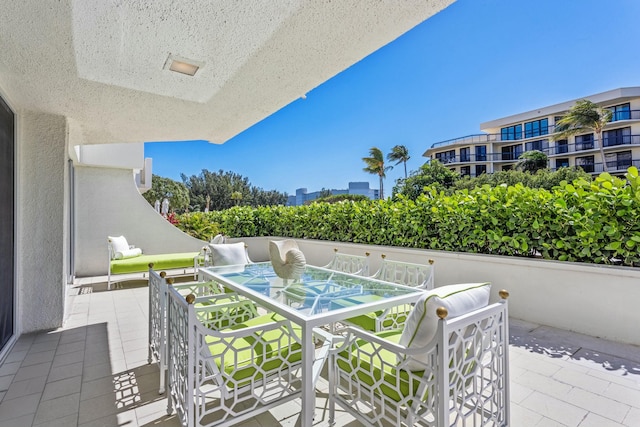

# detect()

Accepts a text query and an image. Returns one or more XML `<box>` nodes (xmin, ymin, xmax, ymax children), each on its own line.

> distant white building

<box><xmin>424</xmin><ymin>87</ymin><xmax>640</xmax><ymax>177</ymax></box>
<box><xmin>287</xmin><ymin>182</ymin><xmax>379</xmax><ymax>206</ymax></box>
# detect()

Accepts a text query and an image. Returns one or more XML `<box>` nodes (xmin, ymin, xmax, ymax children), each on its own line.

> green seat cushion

<box><xmin>205</xmin><ymin>312</ymin><xmax>302</xmax><ymax>386</ymax></box>
<box><xmin>337</xmin><ymin>329</ymin><xmax>425</xmax><ymax>402</ymax></box>
<box><xmin>332</xmin><ymin>294</ymin><xmax>404</xmax><ymax>331</ymax></box>
<box><xmin>110</xmin><ymin>252</ymin><xmax>199</xmax><ymax>274</ymax></box>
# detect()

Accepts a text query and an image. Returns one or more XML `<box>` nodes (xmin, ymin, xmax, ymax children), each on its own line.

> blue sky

<box><xmin>145</xmin><ymin>0</ymin><xmax>640</xmax><ymax>195</ymax></box>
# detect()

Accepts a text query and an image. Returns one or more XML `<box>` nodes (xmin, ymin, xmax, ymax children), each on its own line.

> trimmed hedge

<box><xmin>177</xmin><ymin>168</ymin><xmax>640</xmax><ymax>267</ymax></box>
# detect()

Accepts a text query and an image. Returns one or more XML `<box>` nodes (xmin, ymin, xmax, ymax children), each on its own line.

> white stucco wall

<box><xmin>74</xmin><ymin>166</ymin><xmax>206</xmax><ymax>277</ymax></box>
<box><xmin>17</xmin><ymin>111</ymin><xmax>67</xmax><ymax>333</ymax></box>
<box><xmin>239</xmin><ymin>237</ymin><xmax>640</xmax><ymax>346</ymax></box>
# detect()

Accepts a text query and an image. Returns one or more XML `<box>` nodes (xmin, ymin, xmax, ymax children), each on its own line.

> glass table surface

<box><xmin>200</xmin><ymin>261</ymin><xmax>424</xmax><ymax>320</ymax></box>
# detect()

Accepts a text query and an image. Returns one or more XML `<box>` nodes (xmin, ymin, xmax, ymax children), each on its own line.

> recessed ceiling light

<box><xmin>163</xmin><ymin>54</ymin><xmax>203</xmax><ymax>76</ymax></box>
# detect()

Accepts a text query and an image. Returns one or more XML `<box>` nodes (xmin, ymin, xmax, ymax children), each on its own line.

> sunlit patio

<box><xmin>0</xmin><ymin>277</ymin><xmax>638</xmax><ymax>427</ymax></box>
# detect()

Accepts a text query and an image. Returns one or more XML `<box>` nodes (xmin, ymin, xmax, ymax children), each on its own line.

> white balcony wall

<box><xmin>238</xmin><ymin>237</ymin><xmax>640</xmax><ymax>346</ymax></box>
<box><xmin>17</xmin><ymin>111</ymin><xmax>68</xmax><ymax>333</ymax></box>
<box><xmin>74</xmin><ymin>165</ymin><xmax>205</xmax><ymax>277</ymax></box>
<box><xmin>76</xmin><ymin>142</ymin><xmax>144</xmax><ymax>169</ymax></box>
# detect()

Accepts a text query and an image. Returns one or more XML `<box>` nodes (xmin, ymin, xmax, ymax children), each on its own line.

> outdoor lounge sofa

<box><xmin>107</xmin><ymin>235</ymin><xmax>251</xmax><ymax>290</ymax></box>
<box><xmin>108</xmin><ymin>236</ymin><xmax>200</xmax><ymax>290</ymax></box>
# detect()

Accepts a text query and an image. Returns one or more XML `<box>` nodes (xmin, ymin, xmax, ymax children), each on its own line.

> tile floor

<box><xmin>0</xmin><ymin>278</ymin><xmax>639</xmax><ymax>427</ymax></box>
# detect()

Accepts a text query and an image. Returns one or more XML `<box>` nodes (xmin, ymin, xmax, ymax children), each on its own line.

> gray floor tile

<box><xmin>3</xmin><ymin>376</ymin><xmax>47</xmax><ymax>401</ymax></box>
<box><xmin>33</xmin><ymin>392</ymin><xmax>80</xmax><ymax>425</ymax></box>
<box><xmin>41</xmin><ymin>376</ymin><xmax>82</xmax><ymax>401</ymax></box>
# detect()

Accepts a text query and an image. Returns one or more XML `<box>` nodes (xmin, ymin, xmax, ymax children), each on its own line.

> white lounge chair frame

<box><xmin>329</xmin><ymin>291</ymin><xmax>510</xmax><ymax>427</ymax></box>
<box><xmin>165</xmin><ymin>287</ymin><xmax>309</xmax><ymax>427</ymax></box>
<box><xmin>322</xmin><ymin>248</ymin><xmax>370</xmax><ymax>275</ymax></box>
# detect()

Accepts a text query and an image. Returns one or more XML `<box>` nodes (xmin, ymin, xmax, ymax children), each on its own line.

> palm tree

<box><xmin>387</xmin><ymin>145</ymin><xmax>411</xmax><ymax>178</ymax></box>
<box><xmin>516</xmin><ymin>150</ymin><xmax>548</xmax><ymax>173</ymax></box>
<box><xmin>362</xmin><ymin>147</ymin><xmax>392</xmax><ymax>199</ymax></box>
<box><xmin>231</xmin><ymin>191</ymin><xmax>243</xmax><ymax>206</ymax></box>
<box><xmin>554</xmin><ymin>99</ymin><xmax>612</xmax><ymax>172</ymax></box>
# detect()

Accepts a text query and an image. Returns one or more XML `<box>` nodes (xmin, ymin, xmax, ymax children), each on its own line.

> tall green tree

<box><xmin>362</xmin><ymin>147</ymin><xmax>392</xmax><ymax>199</ymax></box>
<box><xmin>181</xmin><ymin>169</ymin><xmax>287</xmax><ymax>211</ymax></box>
<box><xmin>142</xmin><ymin>174</ymin><xmax>190</xmax><ymax>213</ymax></box>
<box><xmin>392</xmin><ymin>159</ymin><xmax>459</xmax><ymax>200</ymax></box>
<box><xmin>516</xmin><ymin>150</ymin><xmax>548</xmax><ymax>173</ymax></box>
<box><xmin>387</xmin><ymin>145</ymin><xmax>411</xmax><ymax>178</ymax></box>
<box><xmin>554</xmin><ymin>99</ymin><xmax>613</xmax><ymax>172</ymax></box>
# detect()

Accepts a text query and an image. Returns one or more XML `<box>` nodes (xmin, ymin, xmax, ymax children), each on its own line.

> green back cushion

<box><xmin>398</xmin><ymin>282</ymin><xmax>491</xmax><ymax>370</ymax></box>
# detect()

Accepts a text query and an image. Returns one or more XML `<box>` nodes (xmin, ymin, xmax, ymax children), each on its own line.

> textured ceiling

<box><xmin>0</xmin><ymin>0</ymin><xmax>454</xmax><ymax>145</ymax></box>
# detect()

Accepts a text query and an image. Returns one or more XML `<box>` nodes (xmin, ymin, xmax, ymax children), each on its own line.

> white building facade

<box><xmin>424</xmin><ymin>87</ymin><xmax>640</xmax><ymax>176</ymax></box>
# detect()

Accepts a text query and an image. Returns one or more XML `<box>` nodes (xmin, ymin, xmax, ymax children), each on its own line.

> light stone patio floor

<box><xmin>0</xmin><ymin>278</ymin><xmax>639</xmax><ymax>427</ymax></box>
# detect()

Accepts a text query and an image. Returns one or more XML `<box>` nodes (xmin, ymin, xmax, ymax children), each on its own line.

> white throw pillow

<box><xmin>108</xmin><ymin>235</ymin><xmax>129</xmax><ymax>259</ymax></box>
<box><xmin>209</xmin><ymin>242</ymin><xmax>249</xmax><ymax>266</ymax></box>
<box><xmin>114</xmin><ymin>247</ymin><xmax>142</xmax><ymax>260</ymax></box>
<box><xmin>398</xmin><ymin>282</ymin><xmax>491</xmax><ymax>370</ymax></box>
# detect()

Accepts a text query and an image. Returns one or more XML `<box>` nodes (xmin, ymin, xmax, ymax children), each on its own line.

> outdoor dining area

<box><xmin>145</xmin><ymin>239</ymin><xmax>510</xmax><ymax>427</ymax></box>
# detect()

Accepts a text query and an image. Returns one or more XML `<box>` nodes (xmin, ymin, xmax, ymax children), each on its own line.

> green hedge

<box><xmin>176</xmin><ymin>168</ymin><xmax>640</xmax><ymax>267</ymax></box>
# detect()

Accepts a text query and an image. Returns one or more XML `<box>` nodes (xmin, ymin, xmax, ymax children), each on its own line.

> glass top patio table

<box><xmin>199</xmin><ymin>261</ymin><xmax>425</xmax><ymax>427</ymax></box>
<box><xmin>199</xmin><ymin>261</ymin><xmax>425</xmax><ymax>325</ymax></box>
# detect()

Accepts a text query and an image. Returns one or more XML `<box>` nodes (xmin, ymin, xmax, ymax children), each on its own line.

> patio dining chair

<box><xmin>322</xmin><ymin>248</ymin><xmax>370</xmax><ymax>275</ymax></box>
<box><xmin>148</xmin><ymin>265</ymin><xmax>257</xmax><ymax>394</ymax></box>
<box><xmin>339</xmin><ymin>255</ymin><xmax>435</xmax><ymax>332</ymax></box>
<box><xmin>329</xmin><ymin>283</ymin><xmax>510</xmax><ymax>427</ymax></box>
<box><xmin>166</xmin><ymin>287</ymin><xmax>334</xmax><ymax>427</ymax></box>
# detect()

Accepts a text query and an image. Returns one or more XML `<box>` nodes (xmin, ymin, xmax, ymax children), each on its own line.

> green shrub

<box><xmin>175</xmin><ymin>167</ymin><xmax>640</xmax><ymax>267</ymax></box>
<box><xmin>306</xmin><ymin>194</ymin><xmax>369</xmax><ymax>204</ymax></box>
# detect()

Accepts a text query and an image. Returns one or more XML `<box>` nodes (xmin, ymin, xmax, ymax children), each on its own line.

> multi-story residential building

<box><xmin>424</xmin><ymin>87</ymin><xmax>640</xmax><ymax>176</ymax></box>
<box><xmin>287</xmin><ymin>181</ymin><xmax>379</xmax><ymax>206</ymax></box>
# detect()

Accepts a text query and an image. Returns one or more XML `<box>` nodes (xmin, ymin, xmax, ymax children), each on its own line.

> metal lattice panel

<box><xmin>372</xmin><ymin>258</ymin><xmax>435</xmax><ymax>290</ymax></box>
<box><xmin>167</xmin><ymin>288</ymin><xmax>191</xmax><ymax>426</ymax></box>
<box><xmin>331</xmin><ymin>300</ymin><xmax>509</xmax><ymax>427</ymax></box>
<box><xmin>165</xmin><ymin>287</ymin><xmax>305</xmax><ymax>427</ymax></box>
<box><xmin>324</xmin><ymin>252</ymin><xmax>370</xmax><ymax>275</ymax></box>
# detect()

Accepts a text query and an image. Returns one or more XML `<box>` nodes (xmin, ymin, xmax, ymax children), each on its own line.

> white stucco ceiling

<box><xmin>0</xmin><ymin>0</ymin><xmax>454</xmax><ymax>145</ymax></box>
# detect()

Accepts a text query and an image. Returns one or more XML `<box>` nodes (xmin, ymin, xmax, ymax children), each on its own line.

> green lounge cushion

<box><xmin>110</xmin><ymin>252</ymin><xmax>199</xmax><ymax>274</ymax></box>
<box><xmin>205</xmin><ymin>312</ymin><xmax>302</xmax><ymax>386</ymax></box>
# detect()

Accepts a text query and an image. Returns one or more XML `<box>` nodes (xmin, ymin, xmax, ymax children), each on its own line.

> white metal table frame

<box><xmin>199</xmin><ymin>262</ymin><xmax>425</xmax><ymax>427</ymax></box>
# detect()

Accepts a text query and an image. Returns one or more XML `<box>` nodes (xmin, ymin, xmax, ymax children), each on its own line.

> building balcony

<box><xmin>434</xmin><ymin>154</ymin><xmax>489</xmax><ymax>165</ymax></box>
<box><xmin>430</xmin><ymin>133</ymin><xmax>499</xmax><ymax>150</ymax></box>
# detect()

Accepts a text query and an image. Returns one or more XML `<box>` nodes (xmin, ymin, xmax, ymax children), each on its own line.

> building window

<box><xmin>525</xmin><ymin>139</ymin><xmax>548</xmax><ymax>152</ymax></box>
<box><xmin>435</xmin><ymin>150</ymin><xmax>456</xmax><ymax>164</ymax></box>
<box><xmin>555</xmin><ymin>139</ymin><xmax>568</xmax><ymax>154</ymax></box>
<box><xmin>502</xmin><ymin>164</ymin><xmax>513</xmax><ymax>171</ymax></box>
<box><xmin>605</xmin><ymin>151</ymin><xmax>632</xmax><ymax>170</ymax></box>
<box><xmin>460</xmin><ymin>166</ymin><xmax>471</xmax><ymax>177</ymax></box>
<box><xmin>603</xmin><ymin>127</ymin><xmax>631</xmax><ymax>147</ymax></box>
<box><xmin>555</xmin><ymin>158</ymin><xmax>569</xmax><ymax>169</ymax></box>
<box><xmin>576</xmin><ymin>155</ymin><xmax>595</xmax><ymax>173</ymax></box>
<box><xmin>501</xmin><ymin>144</ymin><xmax>523</xmax><ymax>161</ymax></box>
<box><xmin>475</xmin><ymin>164</ymin><xmax>487</xmax><ymax>176</ymax></box>
<box><xmin>460</xmin><ymin>147</ymin><xmax>470</xmax><ymax>162</ymax></box>
<box><xmin>475</xmin><ymin>145</ymin><xmax>487</xmax><ymax>161</ymax></box>
<box><xmin>524</xmin><ymin>118</ymin><xmax>549</xmax><ymax>138</ymax></box>
<box><xmin>609</xmin><ymin>103</ymin><xmax>631</xmax><ymax>122</ymax></box>
<box><xmin>575</xmin><ymin>134</ymin><xmax>594</xmax><ymax>151</ymax></box>
<box><xmin>501</xmin><ymin>124</ymin><xmax>522</xmax><ymax>141</ymax></box>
